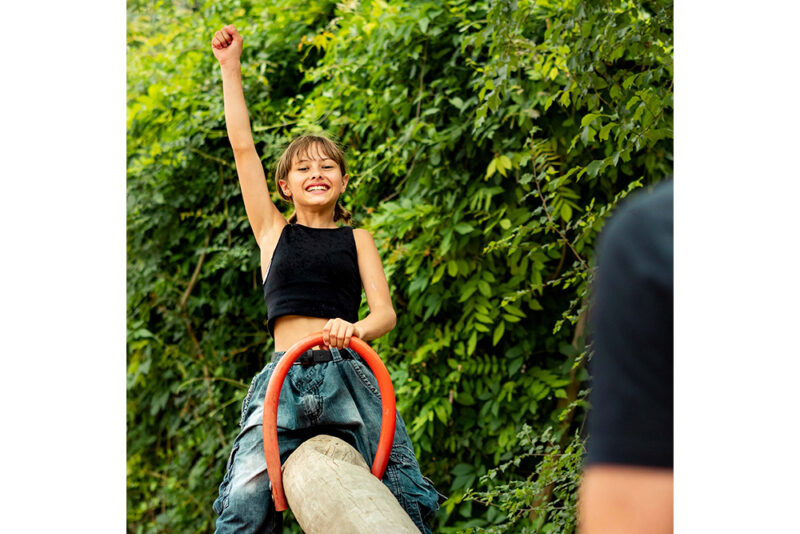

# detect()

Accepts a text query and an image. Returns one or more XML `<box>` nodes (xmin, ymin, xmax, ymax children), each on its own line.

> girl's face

<box><xmin>279</xmin><ymin>143</ymin><xmax>348</xmax><ymax>211</ymax></box>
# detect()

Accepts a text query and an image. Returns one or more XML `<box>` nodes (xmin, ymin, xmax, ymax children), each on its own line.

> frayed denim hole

<box><xmin>301</xmin><ymin>392</ymin><xmax>324</xmax><ymax>423</ymax></box>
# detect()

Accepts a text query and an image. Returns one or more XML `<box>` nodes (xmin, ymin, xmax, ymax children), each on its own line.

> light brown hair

<box><xmin>274</xmin><ymin>134</ymin><xmax>352</xmax><ymax>224</ymax></box>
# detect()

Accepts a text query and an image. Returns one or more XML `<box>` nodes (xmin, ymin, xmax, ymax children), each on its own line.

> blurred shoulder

<box><xmin>604</xmin><ymin>181</ymin><xmax>673</xmax><ymax>242</ymax></box>
<box><xmin>352</xmin><ymin>227</ymin><xmax>375</xmax><ymax>244</ymax></box>
<box><xmin>598</xmin><ymin>180</ymin><xmax>673</xmax><ymax>267</ymax></box>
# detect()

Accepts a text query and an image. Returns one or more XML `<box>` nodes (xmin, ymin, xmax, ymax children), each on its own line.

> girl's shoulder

<box><xmin>352</xmin><ymin>227</ymin><xmax>378</xmax><ymax>251</ymax></box>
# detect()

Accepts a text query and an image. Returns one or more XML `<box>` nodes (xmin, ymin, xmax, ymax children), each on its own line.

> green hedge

<box><xmin>127</xmin><ymin>0</ymin><xmax>672</xmax><ymax>531</ymax></box>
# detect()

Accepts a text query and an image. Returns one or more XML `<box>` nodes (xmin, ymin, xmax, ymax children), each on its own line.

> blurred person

<box><xmin>579</xmin><ymin>180</ymin><xmax>673</xmax><ymax>534</ymax></box>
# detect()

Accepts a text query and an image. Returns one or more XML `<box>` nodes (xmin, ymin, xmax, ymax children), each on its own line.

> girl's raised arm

<box><xmin>212</xmin><ymin>25</ymin><xmax>285</xmax><ymax>247</ymax></box>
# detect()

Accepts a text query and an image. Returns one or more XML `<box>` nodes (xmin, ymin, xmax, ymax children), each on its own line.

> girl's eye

<box><xmin>298</xmin><ymin>167</ymin><xmax>308</xmax><ymax>171</ymax></box>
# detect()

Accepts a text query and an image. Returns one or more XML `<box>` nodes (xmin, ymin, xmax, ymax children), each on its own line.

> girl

<box><xmin>210</xmin><ymin>24</ymin><xmax>441</xmax><ymax>533</ymax></box>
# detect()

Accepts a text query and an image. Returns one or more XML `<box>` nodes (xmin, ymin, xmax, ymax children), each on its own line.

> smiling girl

<box><xmin>210</xmin><ymin>24</ymin><xmax>441</xmax><ymax>533</ymax></box>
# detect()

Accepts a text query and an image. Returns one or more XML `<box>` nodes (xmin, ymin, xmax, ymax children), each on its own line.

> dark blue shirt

<box><xmin>586</xmin><ymin>181</ymin><xmax>674</xmax><ymax>468</ymax></box>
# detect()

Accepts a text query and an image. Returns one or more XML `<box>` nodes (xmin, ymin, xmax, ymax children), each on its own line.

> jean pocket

<box><xmin>239</xmin><ymin>363</ymin><xmax>275</xmax><ymax>428</ymax></box>
<box><xmin>388</xmin><ymin>444</ymin><xmax>441</xmax><ymax>528</ymax></box>
<box><xmin>213</xmin><ymin>442</ymin><xmax>240</xmax><ymax>515</ymax></box>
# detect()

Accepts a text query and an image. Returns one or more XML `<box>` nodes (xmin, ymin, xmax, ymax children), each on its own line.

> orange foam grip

<box><xmin>261</xmin><ymin>333</ymin><xmax>397</xmax><ymax>511</ymax></box>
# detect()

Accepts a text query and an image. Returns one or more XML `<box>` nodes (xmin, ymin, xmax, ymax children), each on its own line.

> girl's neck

<box><xmin>294</xmin><ymin>209</ymin><xmax>337</xmax><ymax>229</ymax></box>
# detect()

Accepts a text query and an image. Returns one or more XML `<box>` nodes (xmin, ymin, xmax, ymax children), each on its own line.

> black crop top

<box><xmin>262</xmin><ymin>224</ymin><xmax>362</xmax><ymax>336</ymax></box>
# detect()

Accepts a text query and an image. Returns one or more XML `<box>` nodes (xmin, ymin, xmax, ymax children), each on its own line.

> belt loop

<box><xmin>330</xmin><ymin>347</ymin><xmax>343</xmax><ymax>362</ymax></box>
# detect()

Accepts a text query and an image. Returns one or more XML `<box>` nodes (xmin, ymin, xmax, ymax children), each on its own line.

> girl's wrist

<box><xmin>219</xmin><ymin>60</ymin><xmax>242</xmax><ymax>72</ymax></box>
<box><xmin>353</xmin><ymin>321</ymin><xmax>366</xmax><ymax>340</ymax></box>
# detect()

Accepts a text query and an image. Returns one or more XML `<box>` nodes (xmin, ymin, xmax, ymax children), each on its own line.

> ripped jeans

<box><xmin>213</xmin><ymin>347</ymin><xmax>443</xmax><ymax>533</ymax></box>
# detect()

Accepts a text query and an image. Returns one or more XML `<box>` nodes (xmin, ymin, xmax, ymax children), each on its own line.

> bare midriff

<box><xmin>273</xmin><ymin>315</ymin><xmax>330</xmax><ymax>352</ymax></box>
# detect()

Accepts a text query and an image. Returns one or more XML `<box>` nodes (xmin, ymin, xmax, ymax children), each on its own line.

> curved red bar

<box><xmin>262</xmin><ymin>333</ymin><xmax>397</xmax><ymax>511</ymax></box>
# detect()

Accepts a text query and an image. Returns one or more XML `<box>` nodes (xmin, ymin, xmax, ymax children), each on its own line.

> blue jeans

<box><xmin>213</xmin><ymin>347</ymin><xmax>442</xmax><ymax>533</ymax></box>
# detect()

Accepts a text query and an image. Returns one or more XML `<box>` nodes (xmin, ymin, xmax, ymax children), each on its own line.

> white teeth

<box><xmin>307</xmin><ymin>186</ymin><xmax>328</xmax><ymax>191</ymax></box>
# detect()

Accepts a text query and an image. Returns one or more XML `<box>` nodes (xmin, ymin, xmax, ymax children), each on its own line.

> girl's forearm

<box><xmin>219</xmin><ymin>62</ymin><xmax>255</xmax><ymax>151</ymax></box>
<box><xmin>355</xmin><ymin>307</ymin><xmax>397</xmax><ymax>342</ymax></box>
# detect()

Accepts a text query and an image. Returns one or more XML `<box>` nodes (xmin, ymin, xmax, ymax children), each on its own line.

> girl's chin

<box><xmin>297</xmin><ymin>198</ymin><xmax>337</xmax><ymax>209</ymax></box>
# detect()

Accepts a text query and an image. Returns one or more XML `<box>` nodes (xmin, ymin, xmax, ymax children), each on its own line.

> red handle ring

<box><xmin>262</xmin><ymin>333</ymin><xmax>397</xmax><ymax>511</ymax></box>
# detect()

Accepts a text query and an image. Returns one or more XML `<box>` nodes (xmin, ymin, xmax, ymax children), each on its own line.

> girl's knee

<box><xmin>224</xmin><ymin>467</ymin><xmax>271</xmax><ymax>517</ymax></box>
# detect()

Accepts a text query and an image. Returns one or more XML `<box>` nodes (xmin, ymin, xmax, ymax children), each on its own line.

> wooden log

<box><xmin>282</xmin><ymin>435</ymin><xmax>419</xmax><ymax>533</ymax></box>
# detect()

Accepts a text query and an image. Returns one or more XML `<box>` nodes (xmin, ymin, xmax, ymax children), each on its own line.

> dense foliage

<box><xmin>127</xmin><ymin>0</ymin><xmax>672</xmax><ymax>532</ymax></box>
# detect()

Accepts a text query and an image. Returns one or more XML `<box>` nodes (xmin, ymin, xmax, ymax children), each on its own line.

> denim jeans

<box><xmin>213</xmin><ymin>347</ymin><xmax>443</xmax><ymax>533</ymax></box>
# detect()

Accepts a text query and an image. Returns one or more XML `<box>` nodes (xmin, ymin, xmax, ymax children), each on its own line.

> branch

<box><xmin>176</xmin><ymin>230</ymin><xmax>228</xmax><ymax>447</ymax></box>
<box><xmin>414</xmin><ymin>40</ymin><xmax>429</xmax><ymax>122</ymax></box>
<box><xmin>179</xmin><ymin>232</ymin><xmax>211</xmax><ymax>309</ymax></box>
<box><xmin>177</xmin><ymin>376</ymin><xmax>249</xmax><ymax>391</ymax></box>
<box><xmin>529</xmin><ymin>302</ymin><xmax>588</xmax><ymax>523</ymax></box>
<box><xmin>189</xmin><ymin>147</ymin><xmax>235</xmax><ymax>169</ymax></box>
<box><xmin>380</xmin><ymin>149</ymin><xmax>419</xmax><ymax>203</ymax></box>
<box><xmin>533</xmin><ymin>174</ymin><xmax>587</xmax><ymax>270</ymax></box>
<box><xmin>545</xmin><ymin>243</ymin><xmax>567</xmax><ymax>283</ymax></box>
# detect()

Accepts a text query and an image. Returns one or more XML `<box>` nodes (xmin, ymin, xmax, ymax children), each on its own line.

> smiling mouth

<box><xmin>306</xmin><ymin>184</ymin><xmax>330</xmax><ymax>192</ymax></box>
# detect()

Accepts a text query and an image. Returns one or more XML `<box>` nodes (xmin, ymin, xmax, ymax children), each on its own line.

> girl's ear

<box><xmin>278</xmin><ymin>179</ymin><xmax>291</xmax><ymax>197</ymax></box>
<box><xmin>341</xmin><ymin>173</ymin><xmax>349</xmax><ymax>191</ymax></box>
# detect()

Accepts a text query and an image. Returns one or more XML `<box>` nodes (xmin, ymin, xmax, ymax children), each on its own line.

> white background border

<box><xmin>1</xmin><ymin>0</ymin><xmax>798</xmax><ymax>531</ymax></box>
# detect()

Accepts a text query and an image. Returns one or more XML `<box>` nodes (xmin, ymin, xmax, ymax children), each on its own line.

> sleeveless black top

<box><xmin>263</xmin><ymin>224</ymin><xmax>362</xmax><ymax>336</ymax></box>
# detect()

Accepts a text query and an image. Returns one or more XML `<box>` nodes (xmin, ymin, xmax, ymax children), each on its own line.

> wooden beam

<box><xmin>283</xmin><ymin>435</ymin><xmax>419</xmax><ymax>533</ymax></box>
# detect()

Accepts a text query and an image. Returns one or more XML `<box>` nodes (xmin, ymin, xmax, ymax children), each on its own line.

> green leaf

<box><xmin>434</xmin><ymin>403</ymin><xmax>448</xmax><ymax>423</ymax></box>
<box><xmin>486</xmin><ymin>158</ymin><xmax>497</xmax><ymax>178</ymax></box>
<box><xmin>418</xmin><ymin>17</ymin><xmax>430</xmax><ymax>33</ymax></box>
<box><xmin>598</xmin><ymin>122</ymin><xmax>615</xmax><ymax>141</ymax></box>
<box><xmin>467</xmin><ymin>331</ymin><xmax>478</xmax><ymax>355</ymax></box>
<box><xmin>454</xmin><ymin>222</ymin><xmax>475</xmax><ymax>234</ymax></box>
<box><xmin>492</xmin><ymin>322</ymin><xmax>505</xmax><ymax>345</ymax></box>
<box><xmin>560</xmin><ymin>202</ymin><xmax>572</xmax><ymax>222</ymax></box>
<box><xmin>478</xmin><ymin>280</ymin><xmax>492</xmax><ymax>297</ymax></box>
<box><xmin>456</xmin><ymin>392</ymin><xmax>475</xmax><ymax>406</ymax></box>
<box><xmin>586</xmin><ymin>159</ymin><xmax>604</xmax><ymax>178</ymax></box>
<box><xmin>581</xmin><ymin>20</ymin><xmax>592</xmax><ymax>38</ymax></box>
<box><xmin>475</xmin><ymin>312</ymin><xmax>493</xmax><ymax>324</ymax></box>
<box><xmin>432</xmin><ymin>263</ymin><xmax>446</xmax><ymax>284</ymax></box>
<box><xmin>459</xmin><ymin>284</ymin><xmax>477</xmax><ymax>302</ymax></box>
<box><xmin>580</xmin><ymin>113</ymin><xmax>600</xmax><ymax>127</ymax></box>
<box><xmin>447</xmin><ymin>260</ymin><xmax>459</xmax><ymax>277</ymax></box>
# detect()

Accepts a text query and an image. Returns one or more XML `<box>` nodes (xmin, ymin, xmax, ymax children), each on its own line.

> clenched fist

<box><xmin>211</xmin><ymin>24</ymin><xmax>243</xmax><ymax>66</ymax></box>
